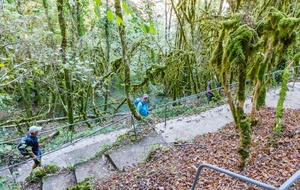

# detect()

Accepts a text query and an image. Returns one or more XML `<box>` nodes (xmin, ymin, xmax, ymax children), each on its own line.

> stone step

<box><xmin>75</xmin><ymin>156</ymin><xmax>116</xmax><ymax>183</ymax></box>
<box><xmin>14</xmin><ymin>128</ymin><xmax>130</xmax><ymax>183</ymax></box>
<box><xmin>109</xmin><ymin>132</ymin><xmax>166</xmax><ymax>170</ymax></box>
<box><xmin>42</xmin><ymin>170</ymin><xmax>76</xmax><ymax>190</ymax></box>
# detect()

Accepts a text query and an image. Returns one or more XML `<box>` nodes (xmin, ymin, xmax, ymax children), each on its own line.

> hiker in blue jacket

<box><xmin>137</xmin><ymin>94</ymin><xmax>149</xmax><ymax>117</ymax></box>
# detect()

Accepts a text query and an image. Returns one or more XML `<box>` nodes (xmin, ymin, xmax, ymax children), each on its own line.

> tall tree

<box><xmin>57</xmin><ymin>0</ymin><xmax>74</xmax><ymax>127</ymax></box>
<box><xmin>250</xmin><ymin>7</ymin><xmax>300</xmax><ymax>122</ymax></box>
<box><xmin>211</xmin><ymin>15</ymin><xmax>259</xmax><ymax>168</ymax></box>
<box><xmin>114</xmin><ymin>0</ymin><xmax>140</xmax><ymax>119</ymax></box>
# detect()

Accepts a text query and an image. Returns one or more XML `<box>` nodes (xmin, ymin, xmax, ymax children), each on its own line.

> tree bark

<box><xmin>114</xmin><ymin>0</ymin><xmax>140</xmax><ymax>120</ymax></box>
<box><xmin>75</xmin><ymin>0</ymin><xmax>82</xmax><ymax>36</ymax></box>
<box><xmin>218</xmin><ymin>0</ymin><xmax>224</xmax><ymax>15</ymax></box>
<box><xmin>104</xmin><ymin>0</ymin><xmax>110</xmax><ymax>112</ymax></box>
<box><xmin>57</xmin><ymin>0</ymin><xmax>74</xmax><ymax>128</ymax></box>
<box><xmin>42</xmin><ymin>0</ymin><xmax>54</xmax><ymax>34</ymax></box>
<box><xmin>250</xmin><ymin>41</ymin><xmax>273</xmax><ymax>122</ymax></box>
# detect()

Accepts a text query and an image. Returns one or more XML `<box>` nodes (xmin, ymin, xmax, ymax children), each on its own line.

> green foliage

<box><xmin>106</xmin><ymin>10</ymin><xmax>114</xmax><ymax>21</ymax></box>
<box><xmin>94</xmin><ymin>0</ymin><xmax>102</xmax><ymax>6</ymax></box>
<box><xmin>116</xmin><ymin>134</ymin><xmax>126</xmax><ymax>143</ymax></box>
<box><xmin>0</xmin><ymin>143</ymin><xmax>14</xmax><ymax>165</ymax></box>
<box><xmin>27</xmin><ymin>164</ymin><xmax>60</xmax><ymax>183</ymax></box>
<box><xmin>122</xmin><ymin>1</ymin><xmax>132</xmax><ymax>15</ymax></box>
<box><xmin>0</xmin><ymin>94</ymin><xmax>13</xmax><ymax>110</ymax></box>
<box><xmin>222</xmin><ymin>14</ymin><xmax>242</xmax><ymax>30</ymax></box>
<box><xmin>130</xmin><ymin>136</ymin><xmax>137</xmax><ymax>142</ymax></box>
<box><xmin>0</xmin><ymin>175</ymin><xmax>20</xmax><ymax>190</ymax></box>
<box><xmin>116</xmin><ymin>16</ymin><xmax>125</xmax><ymax>26</ymax></box>
<box><xmin>67</xmin><ymin>181</ymin><xmax>93</xmax><ymax>190</ymax></box>
<box><xmin>293</xmin><ymin>52</ymin><xmax>300</xmax><ymax>62</ymax></box>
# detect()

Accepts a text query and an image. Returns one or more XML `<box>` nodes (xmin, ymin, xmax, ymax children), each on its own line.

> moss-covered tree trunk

<box><xmin>250</xmin><ymin>41</ymin><xmax>273</xmax><ymax>122</ymax></box>
<box><xmin>236</xmin><ymin>58</ymin><xmax>252</xmax><ymax>169</ymax></box>
<box><xmin>114</xmin><ymin>0</ymin><xmax>140</xmax><ymax>120</ymax></box>
<box><xmin>273</xmin><ymin>67</ymin><xmax>290</xmax><ymax>133</ymax></box>
<box><xmin>218</xmin><ymin>23</ymin><xmax>258</xmax><ymax>168</ymax></box>
<box><xmin>16</xmin><ymin>82</ymin><xmax>33</xmax><ymax>118</ymax></box>
<box><xmin>251</xmin><ymin>8</ymin><xmax>300</xmax><ymax>125</ymax></box>
<box><xmin>57</xmin><ymin>0</ymin><xmax>74</xmax><ymax>128</ymax></box>
<box><xmin>42</xmin><ymin>0</ymin><xmax>54</xmax><ymax>34</ymax></box>
<box><xmin>79</xmin><ymin>88</ymin><xmax>91</xmax><ymax>128</ymax></box>
<box><xmin>104</xmin><ymin>0</ymin><xmax>110</xmax><ymax>112</ymax></box>
<box><xmin>75</xmin><ymin>0</ymin><xmax>82</xmax><ymax>36</ymax></box>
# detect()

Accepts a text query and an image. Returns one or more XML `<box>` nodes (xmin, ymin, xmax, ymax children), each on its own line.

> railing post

<box><xmin>292</xmin><ymin>66</ymin><xmax>298</xmax><ymax>88</ymax></box>
<box><xmin>71</xmin><ymin>127</ymin><xmax>73</xmax><ymax>143</ymax></box>
<box><xmin>131</xmin><ymin>115</ymin><xmax>137</xmax><ymax>138</ymax></box>
<box><xmin>191</xmin><ymin>164</ymin><xmax>276</xmax><ymax>190</ymax></box>
<box><xmin>164</xmin><ymin>104</ymin><xmax>167</xmax><ymax>127</ymax></box>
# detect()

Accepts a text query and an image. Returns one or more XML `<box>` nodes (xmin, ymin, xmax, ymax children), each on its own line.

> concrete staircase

<box><xmin>0</xmin><ymin>82</ymin><xmax>298</xmax><ymax>189</ymax></box>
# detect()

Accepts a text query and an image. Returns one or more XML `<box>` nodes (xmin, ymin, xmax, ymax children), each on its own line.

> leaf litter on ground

<box><xmin>94</xmin><ymin>106</ymin><xmax>300</xmax><ymax>190</ymax></box>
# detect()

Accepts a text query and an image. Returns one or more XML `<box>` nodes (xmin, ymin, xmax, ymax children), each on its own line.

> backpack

<box><xmin>17</xmin><ymin>137</ymin><xmax>29</xmax><ymax>156</ymax></box>
<box><xmin>134</xmin><ymin>98</ymin><xmax>142</xmax><ymax>107</ymax></box>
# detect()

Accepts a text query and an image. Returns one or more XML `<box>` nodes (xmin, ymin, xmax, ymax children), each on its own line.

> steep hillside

<box><xmin>94</xmin><ymin>106</ymin><xmax>300</xmax><ymax>189</ymax></box>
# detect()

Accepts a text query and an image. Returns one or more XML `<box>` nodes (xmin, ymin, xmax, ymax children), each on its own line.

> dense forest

<box><xmin>0</xmin><ymin>0</ymin><xmax>300</xmax><ymax>181</ymax></box>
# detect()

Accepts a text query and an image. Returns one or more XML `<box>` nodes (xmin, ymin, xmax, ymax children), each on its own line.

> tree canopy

<box><xmin>0</xmin><ymin>0</ymin><xmax>299</xmax><ymax>168</ymax></box>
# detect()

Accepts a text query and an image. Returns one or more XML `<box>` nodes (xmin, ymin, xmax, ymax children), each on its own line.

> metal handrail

<box><xmin>278</xmin><ymin>168</ymin><xmax>300</xmax><ymax>190</ymax></box>
<box><xmin>0</xmin><ymin>115</ymin><xmax>131</xmax><ymax>172</ymax></box>
<box><xmin>191</xmin><ymin>163</ymin><xmax>276</xmax><ymax>190</ymax></box>
<box><xmin>163</xmin><ymin>66</ymin><xmax>300</xmax><ymax>126</ymax></box>
<box><xmin>163</xmin><ymin>83</ymin><xmax>238</xmax><ymax>126</ymax></box>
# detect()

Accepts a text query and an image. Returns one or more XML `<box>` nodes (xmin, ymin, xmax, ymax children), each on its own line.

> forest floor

<box><xmin>94</xmin><ymin>83</ymin><xmax>300</xmax><ymax>190</ymax></box>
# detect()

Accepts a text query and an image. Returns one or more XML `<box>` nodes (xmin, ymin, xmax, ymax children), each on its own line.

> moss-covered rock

<box><xmin>26</xmin><ymin>164</ymin><xmax>60</xmax><ymax>183</ymax></box>
<box><xmin>66</xmin><ymin>181</ymin><xmax>93</xmax><ymax>190</ymax></box>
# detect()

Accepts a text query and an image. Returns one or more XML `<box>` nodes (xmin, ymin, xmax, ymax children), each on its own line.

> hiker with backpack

<box><xmin>18</xmin><ymin>126</ymin><xmax>43</xmax><ymax>170</ymax></box>
<box><xmin>135</xmin><ymin>94</ymin><xmax>149</xmax><ymax>117</ymax></box>
<box><xmin>206</xmin><ymin>77</ymin><xmax>221</xmax><ymax>102</ymax></box>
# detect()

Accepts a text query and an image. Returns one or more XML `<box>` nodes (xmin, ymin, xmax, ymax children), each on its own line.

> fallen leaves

<box><xmin>94</xmin><ymin>107</ymin><xmax>300</xmax><ymax>189</ymax></box>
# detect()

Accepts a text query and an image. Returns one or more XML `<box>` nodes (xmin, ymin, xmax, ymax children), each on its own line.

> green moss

<box><xmin>26</xmin><ymin>164</ymin><xmax>60</xmax><ymax>183</ymax></box>
<box><xmin>247</xmin><ymin>58</ymin><xmax>261</xmax><ymax>81</ymax></box>
<box><xmin>130</xmin><ymin>136</ymin><xmax>137</xmax><ymax>142</ymax></box>
<box><xmin>257</xmin><ymin>84</ymin><xmax>266</xmax><ymax>109</ymax></box>
<box><xmin>238</xmin><ymin>118</ymin><xmax>252</xmax><ymax>168</ymax></box>
<box><xmin>293</xmin><ymin>52</ymin><xmax>300</xmax><ymax>62</ymax></box>
<box><xmin>67</xmin><ymin>181</ymin><xmax>93</xmax><ymax>190</ymax></box>
<box><xmin>278</xmin><ymin>18</ymin><xmax>300</xmax><ymax>40</ymax></box>
<box><xmin>223</xmin><ymin>25</ymin><xmax>258</xmax><ymax>69</ymax></box>
<box><xmin>210</xmin><ymin>29</ymin><xmax>225</xmax><ymax>74</ymax></box>
<box><xmin>222</xmin><ymin>14</ymin><xmax>242</xmax><ymax>30</ymax></box>
<box><xmin>256</xmin><ymin>62</ymin><xmax>268</xmax><ymax>109</ymax></box>
<box><xmin>273</xmin><ymin>68</ymin><xmax>290</xmax><ymax>133</ymax></box>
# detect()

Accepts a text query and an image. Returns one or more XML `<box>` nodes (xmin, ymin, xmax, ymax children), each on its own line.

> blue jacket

<box><xmin>137</xmin><ymin>101</ymin><xmax>149</xmax><ymax>116</ymax></box>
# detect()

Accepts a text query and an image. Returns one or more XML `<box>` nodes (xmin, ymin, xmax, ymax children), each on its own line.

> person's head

<box><xmin>142</xmin><ymin>94</ymin><xmax>149</xmax><ymax>102</ymax></box>
<box><xmin>29</xmin><ymin>126</ymin><xmax>42</xmax><ymax>136</ymax></box>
